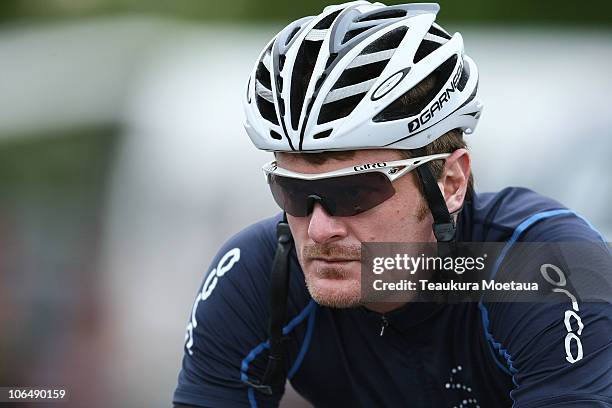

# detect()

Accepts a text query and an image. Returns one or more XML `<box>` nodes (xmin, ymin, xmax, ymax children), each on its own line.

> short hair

<box><xmin>400</xmin><ymin>129</ymin><xmax>474</xmax><ymax>203</ymax></box>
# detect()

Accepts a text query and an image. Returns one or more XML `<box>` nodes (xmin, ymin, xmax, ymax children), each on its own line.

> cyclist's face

<box><xmin>277</xmin><ymin>149</ymin><xmax>435</xmax><ymax>309</ymax></box>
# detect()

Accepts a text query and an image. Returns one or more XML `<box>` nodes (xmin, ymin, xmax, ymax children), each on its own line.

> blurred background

<box><xmin>0</xmin><ymin>1</ymin><xmax>610</xmax><ymax>407</ymax></box>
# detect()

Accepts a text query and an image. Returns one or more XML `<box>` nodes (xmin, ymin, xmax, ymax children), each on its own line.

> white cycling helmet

<box><xmin>244</xmin><ymin>1</ymin><xmax>482</xmax><ymax>153</ymax></box>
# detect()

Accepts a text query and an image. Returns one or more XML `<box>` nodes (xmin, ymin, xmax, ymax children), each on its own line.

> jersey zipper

<box><xmin>379</xmin><ymin>315</ymin><xmax>389</xmax><ymax>337</ymax></box>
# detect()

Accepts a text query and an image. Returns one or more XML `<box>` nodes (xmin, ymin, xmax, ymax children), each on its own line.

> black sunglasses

<box><xmin>262</xmin><ymin>153</ymin><xmax>449</xmax><ymax>217</ymax></box>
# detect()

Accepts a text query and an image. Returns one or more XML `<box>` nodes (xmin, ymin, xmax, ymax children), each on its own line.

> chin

<box><xmin>304</xmin><ymin>274</ymin><xmax>362</xmax><ymax>309</ymax></box>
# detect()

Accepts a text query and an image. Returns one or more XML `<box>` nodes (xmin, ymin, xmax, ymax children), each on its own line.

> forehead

<box><xmin>276</xmin><ymin>149</ymin><xmax>405</xmax><ymax>174</ymax></box>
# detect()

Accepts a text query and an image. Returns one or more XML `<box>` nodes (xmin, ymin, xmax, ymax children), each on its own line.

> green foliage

<box><xmin>1</xmin><ymin>0</ymin><xmax>610</xmax><ymax>26</ymax></box>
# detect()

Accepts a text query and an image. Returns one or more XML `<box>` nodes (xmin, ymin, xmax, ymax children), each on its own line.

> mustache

<box><xmin>302</xmin><ymin>244</ymin><xmax>361</xmax><ymax>260</ymax></box>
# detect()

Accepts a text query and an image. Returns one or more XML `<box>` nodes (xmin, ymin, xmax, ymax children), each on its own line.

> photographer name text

<box><xmin>372</xmin><ymin>279</ymin><xmax>538</xmax><ymax>292</ymax></box>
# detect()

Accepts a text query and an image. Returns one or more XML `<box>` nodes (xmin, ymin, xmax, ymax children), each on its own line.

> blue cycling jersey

<box><xmin>173</xmin><ymin>187</ymin><xmax>612</xmax><ymax>407</ymax></box>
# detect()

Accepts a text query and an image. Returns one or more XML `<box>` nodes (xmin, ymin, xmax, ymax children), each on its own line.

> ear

<box><xmin>437</xmin><ymin>149</ymin><xmax>471</xmax><ymax>214</ymax></box>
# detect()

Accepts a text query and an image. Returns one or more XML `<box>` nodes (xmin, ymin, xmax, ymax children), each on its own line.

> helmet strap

<box><xmin>412</xmin><ymin>148</ymin><xmax>456</xmax><ymax>243</ymax></box>
<box><xmin>252</xmin><ymin>213</ymin><xmax>293</xmax><ymax>394</ymax></box>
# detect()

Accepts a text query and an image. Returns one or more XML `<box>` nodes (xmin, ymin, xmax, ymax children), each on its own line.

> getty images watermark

<box><xmin>360</xmin><ymin>242</ymin><xmax>612</xmax><ymax>303</ymax></box>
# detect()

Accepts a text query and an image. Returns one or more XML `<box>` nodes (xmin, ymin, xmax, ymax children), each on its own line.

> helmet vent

<box><xmin>278</xmin><ymin>54</ymin><xmax>286</xmax><ymax>71</ymax></box>
<box><xmin>246</xmin><ymin>76</ymin><xmax>251</xmax><ymax>103</ymax></box>
<box><xmin>358</xmin><ymin>9</ymin><xmax>407</xmax><ymax>22</ymax></box>
<box><xmin>373</xmin><ymin>54</ymin><xmax>458</xmax><ymax>122</ymax></box>
<box><xmin>314</xmin><ymin>73</ymin><xmax>327</xmax><ymax>92</ymax></box>
<box><xmin>278</xmin><ymin>97</ymin><xmax>285</xmax><ymax>116</ymax></box>
<box><xmin>428</xmin><ymin>24</ymin><xmax>451</xmax><ymax>40</ymax></box>
<box><xmin>255</xmin><ymin>51</ymin><xmax>277</xmax><ymax>124</ymax></box>
<box><xmin>313</xmin><ymin>129</ymin><xmax>333</xmax><ymax>139</ymax></box>
<box><xmin>270</xmin><ymin>130</ymin><xmax>283</xmax><ymax>140</ymax></box>
<box><xmin>314</xmin><ymin>10</ymin><xmax>341</xmax><ymax>29</ymax></box>
<box><xmin>413</xmin><ymin>39</ymin><xmax>442</xmax><ymax>63</ymax></box>
<box><xmin>362</xmin><ymin>26</ymin><xmax>407</xmax><ymax>54</ymax></box>
<box><xmin>290</xmin><ymin>39</ymin><xmax>323</xmax><ymax>130</ymax></box>
<box><xmin>342</xmin><ymin>26</ymin><xmax>372</xmax><ymax>44</ymax></box>
<box><xmin>255</xmin><ymin>61</ymin><xmax>271</xmax><ymax>90</ymax></box>
<box><xmin>285</xmin><ymin>26</ymin><xmax>301</xmax><ymax>46</ymax></box>
<box><xmin>255</xmin><ymin>48</ymin><xmax>278</xmax><ymax>125</ymax></box>
<box><xmin>318</xmin><ymin>92</ymin><xmax>367</xmax><ymax>124</ymax></box>
<box><xmin>325</xmin><ymin>53</ymin><xmax>338</xmax><ymax>69</ymax></box>
<box><xmin>332</xmin><ymin>59</ymin><xmax>389</xmax><ymax>90</ymax></box>
<box><xmin>256</xmin><ymin>95</ymin><xmax>279</xmax><ymax>125</ymax></box>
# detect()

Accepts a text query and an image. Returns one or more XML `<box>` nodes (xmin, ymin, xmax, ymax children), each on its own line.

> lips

<box><xmin>310</xmin><ymin>259</ymin><xmax>358</xmax><ymax>280</ymax></box>
<box><xmin>311</xmin><ymin>257</ymin><xmax>359</xmax><ymax>263</ymax></box>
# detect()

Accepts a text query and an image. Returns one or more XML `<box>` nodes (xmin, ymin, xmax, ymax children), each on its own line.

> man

<box><xmin>173</xmin><ymin>2</ymin><xmax>612</xmax><ymax>407</ymax></box>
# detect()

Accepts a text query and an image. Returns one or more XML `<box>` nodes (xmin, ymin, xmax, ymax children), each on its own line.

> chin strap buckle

<box><xmin>433</xmin><ymin>220</ymin><xmax>456</xmax><ymax>243</ymax></box>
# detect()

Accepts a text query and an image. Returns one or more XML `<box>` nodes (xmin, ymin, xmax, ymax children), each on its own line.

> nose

<box><xmin>307</xmin><ymin>203</ymin><xmax>348</xmax><ymax>244</ymax></box>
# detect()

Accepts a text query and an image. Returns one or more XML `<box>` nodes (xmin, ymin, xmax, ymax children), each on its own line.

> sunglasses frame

<box><xmin>261</xmin><ymin>153</ymin><xmax>451</xmax><ymax>182</ymax></box>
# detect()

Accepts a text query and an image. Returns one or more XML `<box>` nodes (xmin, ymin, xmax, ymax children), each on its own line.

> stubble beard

<box><xmin>301</xmin><ymin>244</ymin><xmax>362</xmax><ymax>308</ymax></box>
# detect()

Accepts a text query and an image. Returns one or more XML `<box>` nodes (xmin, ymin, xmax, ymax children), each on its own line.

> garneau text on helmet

<box><xmin>407</xmin><ymin>58</ymin><xmax>463</xmax><ymax>134</ymax></box>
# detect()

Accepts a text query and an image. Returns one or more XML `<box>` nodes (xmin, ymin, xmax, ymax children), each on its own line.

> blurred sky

<box><xmin>1</xmin><ymin>2</ymin><xmax>611</xmax><ymax>407</ymax></box>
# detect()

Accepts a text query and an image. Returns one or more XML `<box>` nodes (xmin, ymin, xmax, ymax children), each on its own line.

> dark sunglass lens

<box><xmin>322</xmin><ymin>173</ymin><xmax>395</xmax><ymax>216</ymax></box>
<box><xmin>268</xmin><ymin>175</ymin><xmax>310</xmax><ymax>216</ymax></box>
<box><xmin>268</xmin><ymin>172</ymin><xmax>395</xmax><ymax>217</ymax></box>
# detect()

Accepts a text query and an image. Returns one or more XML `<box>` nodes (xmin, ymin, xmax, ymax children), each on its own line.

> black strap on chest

<box><xmin>249</xmin><ymin>214</ymin><xmax>293</xmax><ymax>395</ymax></box>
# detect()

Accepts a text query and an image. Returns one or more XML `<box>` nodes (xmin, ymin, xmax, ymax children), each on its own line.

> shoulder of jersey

<box><xmin>472</xmin><ymin>187</ymin><xmax>565</xmax><ymax>234</ymax></box>
<box><xmin>223</xmin><ymin>213</ymin><xmax>283</xmax><ymax>254</ymax></box>
<box><xmin>471</xmin><ymin>187</ymin><xmax>602</xmax><ymax>243</ymax></box>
